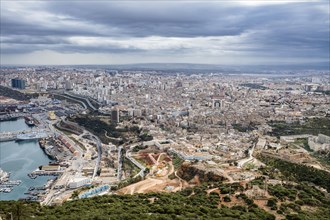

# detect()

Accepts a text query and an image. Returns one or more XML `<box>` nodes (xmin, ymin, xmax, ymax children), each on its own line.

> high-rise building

<box><xmin>111</xmin><ymin>108</ymin><xmax>120</xmax><ymax>123</ymax></box>
<box><xmin>11</xmin><ymin>78</ymin><xmax>26</xmax><ymax>89</ymax></box>
<box><xmin>65</xmin><ymin>81</ymin><xmax>73</xmax><ymax>90</ymax></box>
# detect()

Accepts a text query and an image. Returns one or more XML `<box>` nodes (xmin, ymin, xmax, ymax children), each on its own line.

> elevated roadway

<box><xmin>51</xmin><ymin>93</ymin><xmax>87</xmax><ymax>109</ymax></box>
<box><xmin>64</xmin><ymin>92</ymin><xmax>97</xmax><ymax>111</ymax></box>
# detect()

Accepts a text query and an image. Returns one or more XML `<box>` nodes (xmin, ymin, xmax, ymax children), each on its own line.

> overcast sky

<box><xmin>1</xmin><ymin>0</ymin><xmax>329</xmax><ymax>65</ymax></box>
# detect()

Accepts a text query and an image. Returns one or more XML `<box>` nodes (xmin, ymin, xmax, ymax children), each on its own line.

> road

<box><xmin>174</xmin><ymin>171</ymin><xmax>183</xmax><ymax>190</ymax></box>
<box><xmin>64</xmin><ymin>92</ymin><xmax>97</xmax><ymax>111</ymax></box>
<box><xmin>125</xmin><ymin>150</ymin><xmax>146</xmax><ymax>178</ymax></box>
<box><xmin>53</xmin><ymin>117</ymin><xmax>102</xmax><ymax>181</ymax></box>
<box><xmin>51</xmin><ymin>93</ymin><xmax>88</xmax><ymax>110</ymax></box>
<box><xmin>41</xmin><ymin>120</ymin><xmax>103</xmax><ymax>204</ymax></box>
<box><xmin>117</xmin><ymin>146</ymin><xmax>123</xmax><ymax>181</ymax></box>
<box><xmin>84</xmin><ymin>133</ymin><xmax>102</xmax><ymax>180</ymax></box>
<box><xmin>237</xmin><ymin>144</ymin><xmax>256</xmax><ymax>168</ymax></box>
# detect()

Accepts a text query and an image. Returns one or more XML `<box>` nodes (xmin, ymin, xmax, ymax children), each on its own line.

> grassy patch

<box><xmin>171</xmin><ymin>154</ymin><xmax>184</xmax><ymax>170</ymax></box>
<box><xmin>123</xmin><ymin>157</ymin><xmax>141</xmax><ymax>178</ymax></box>
<box><xmin>293</xmin><ymin>138</ymin><xmax>312</xmax><ymax>152</ymax></box>
<box><xmin>0</xmin><ymin>85</ymin><xmax>34</xmax><ymax>101</ymax></box>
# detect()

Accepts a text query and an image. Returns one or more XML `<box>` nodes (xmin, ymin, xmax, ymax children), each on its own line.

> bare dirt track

<box><xmin>117</xmin><ymin>156</ymin><xmax>190</xmax><ymax>194</ymax></box>
<box><xmin>117</xmin><ymin>177</ymin><xmax>183</xmax><ymax>194</ymax></box>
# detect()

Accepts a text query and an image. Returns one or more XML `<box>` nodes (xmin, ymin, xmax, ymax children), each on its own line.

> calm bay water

<box><xmin>0</xmin><ymin>119</ymin><xmax>53</xmax><ymax>200</ymax></box>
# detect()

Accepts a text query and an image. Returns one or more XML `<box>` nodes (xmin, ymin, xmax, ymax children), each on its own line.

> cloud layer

<box><xmin>1</xmin><ymin>1</ymin><xmax>329</xmax><ymax>65</ymax></box>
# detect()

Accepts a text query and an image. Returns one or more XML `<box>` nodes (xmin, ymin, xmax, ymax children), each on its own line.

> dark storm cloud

<box><xmin>45</xmin><ymin>1</ymin><xmax>247</xmax><ymax>37</ymax></box>
<box><xmin>0</xmin><ymin>1</ymin><xmax>329</xmax><ymax>64</ymax></box>
<box><xmin>1</xmin><ymin>36</ymin><xmax>67</xmax><ymax>45</ymax></box>
<box><xmin>246</xmin><ymin>3</ymin><xmax>329</xmax><ymax>48</ymax></box>
<box><xmin>0</xmin><ymin>11</ymin><xmax>104</xmax><ymax>37</ymax></box>
<box><xmin>0</xmin><ymin>2</ymin><xmax>248</xmax><ymax>38</ymax></box>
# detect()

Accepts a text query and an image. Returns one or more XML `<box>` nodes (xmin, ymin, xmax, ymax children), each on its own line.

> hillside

<box><xmin>1</xmin><ymin>179</ymin><xmax>330</xmax><ymax>220</ymax></box>
<box><xmin>1</xmin><ymin>184</ymin><xmax>275</xmax><ymax>220</ymax></box>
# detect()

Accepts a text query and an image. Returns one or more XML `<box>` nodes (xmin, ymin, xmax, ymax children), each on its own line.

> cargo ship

<box><xmin>24</xmin><ymin>116</ymin><xmax>35</xmax><ymax>127</ymax></box>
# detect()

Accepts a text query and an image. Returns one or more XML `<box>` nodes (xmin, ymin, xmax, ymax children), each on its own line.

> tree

<box><xmin>223</xmin><ymin>196</ymin><xmax>231</xmax><ymax>202</ymax></box>
<box><xmin>266</xmin><ymin>198</ymin><xmax>278</xmax><ymax>210</ymax></box>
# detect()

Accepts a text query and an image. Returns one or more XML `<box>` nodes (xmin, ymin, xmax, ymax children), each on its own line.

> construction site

<box><xmin>117</xmin><ymin>145</ymin><xmax>189</xmax><ymax>194</ymax></box>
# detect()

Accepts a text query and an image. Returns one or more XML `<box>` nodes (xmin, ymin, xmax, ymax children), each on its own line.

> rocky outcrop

<box><xmin>177</xmin><ymin>162</ymin><xmax>227</xmax><ymax>183</ymax></box>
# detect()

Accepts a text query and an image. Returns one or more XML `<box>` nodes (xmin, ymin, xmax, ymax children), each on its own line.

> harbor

<box><xmin>0</xmin><ymin>119</ymin><xmax>54</xmax><ymax>200</ymax></box>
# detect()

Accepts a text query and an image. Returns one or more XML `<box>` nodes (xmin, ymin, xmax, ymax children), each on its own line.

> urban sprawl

<box><xmin>0</xmin><ymin>67</ymin><xmax>329</xmax><ymax>219</ymax></box>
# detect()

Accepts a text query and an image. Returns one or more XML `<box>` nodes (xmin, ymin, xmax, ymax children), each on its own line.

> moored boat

<box><xmin>24</xmin><ymin>116</ymin><xmax>35</xmax><ymax>127</ymax></box>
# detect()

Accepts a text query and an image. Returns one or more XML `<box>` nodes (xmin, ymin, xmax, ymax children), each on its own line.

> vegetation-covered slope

<box><xmin>0</xmin><ymin>185</ymin><xmax>275</xmax><ymax>220</ymax></box>
<box><xmin>0</xmin><ymin>85</ymin><xmax>32</xmax><ymax>101</ymax></box>
<box><xmin>257</xmin><ymin>153</ymin><xmax>330</xmax><ymax>192</ymax></box>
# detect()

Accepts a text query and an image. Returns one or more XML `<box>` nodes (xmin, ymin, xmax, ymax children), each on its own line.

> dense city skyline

<box><xmin>1</xmin><ymin>0</ymin><xmax>329</xmax><ymax>65</ymax></box>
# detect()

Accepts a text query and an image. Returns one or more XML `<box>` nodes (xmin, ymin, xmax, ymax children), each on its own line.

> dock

<box><xmin>0</xmin><ymin>113</ymin><xmax>27</xmax><ymax>121</ymax></box>
<box><xmin>0</xmin><ymin>129</ymin><xmax>49</xmax><ymax>142</ymax></box>
<box><xmin>31</xmin><ymin>170</ymin><xmax>63</xmax><ymax>176</ymax></box>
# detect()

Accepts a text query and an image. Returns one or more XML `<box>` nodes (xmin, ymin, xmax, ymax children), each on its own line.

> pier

<box><xmin>0</xmin><ymin>113</ymin><xmax>27</xmax><ymax>121</ymax></box>
<box><xmin>0</xmin><ymin>180</ymin><xmax>22</xmax><ymax>194</ymax></box>
<box><xmin>31</xmin><ymin>170</ymin><xmax>63</xmax><ymax>176</ymax></box>
<box><xmin>0</xmin><ymin>129</ymin><xmax>49</xmax><ymax>142</ymax></box>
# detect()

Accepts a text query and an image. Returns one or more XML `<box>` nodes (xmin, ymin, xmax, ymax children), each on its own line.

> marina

<box><xmin>0</xmin><ymin>170</ymin><xmax>22</xmax><ymax>194</ymax></box>
<box><xmin>0</xmin><ymin>188</ymin><xmax>13</xmax><ymax>193</ymax></box>
<box><xmin>18</xmin><ymin>179</ymin><xmax>56</xmax><ymax>202</ymax></box>
<box><xmin>0</xmin><ymin>180</ymin><xmax>22</xmax><ymax>186</ymax></box>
